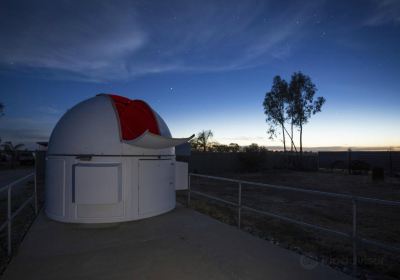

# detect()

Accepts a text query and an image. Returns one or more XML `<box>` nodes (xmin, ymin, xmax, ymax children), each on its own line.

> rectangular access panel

<box><xmin>138</xmin><ymin>160</ymin><xmax>175</xmax><ymax>216</ymax></box>
<box><xmin>175</xmin><ymin>161</ymin><xmax>188</xmax><ymax>190</ymax></box>
<box><xmin>73</xmin><ymin>163</ymin><xmax>121</xmax><ymax>204</ymax></box>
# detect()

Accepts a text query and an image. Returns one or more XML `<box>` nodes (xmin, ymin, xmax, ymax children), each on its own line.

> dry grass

<box><xmin>177</xmin><ymin>170</ymin><xmax>400</xmax><ymax>280</ymax></box>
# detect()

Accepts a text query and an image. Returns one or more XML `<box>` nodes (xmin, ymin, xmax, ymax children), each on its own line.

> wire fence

<box><xmin>187</xmin><ymin>173</ymin><xmax>400</xmax><ymax>276</ymax></box>
<box><xmin>0</xmin><ymin>172</ymin><xmax>37</xmax><ymax>256</ymax></box>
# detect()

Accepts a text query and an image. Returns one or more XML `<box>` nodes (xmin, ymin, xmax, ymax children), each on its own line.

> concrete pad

<box><xmin>2</xmin><ymin>206</ymin><xmax>352</xmax><ymax>280</ymax></box>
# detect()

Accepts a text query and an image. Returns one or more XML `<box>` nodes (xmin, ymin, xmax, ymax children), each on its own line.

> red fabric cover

<box><xmin>109</xmin><ymin>94</ymin><xmax>160</xmax><ymax>141</ymax></box>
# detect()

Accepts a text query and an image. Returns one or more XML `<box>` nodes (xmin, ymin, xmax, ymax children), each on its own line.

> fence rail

<box><xmin>187</xmin><ymin>173</ymin><xmax>400</xmax><ymax>275</ymax></box>
<box><xmin>0</xmin><ymin>172</ymin><xmax>37</xmax><ymax>256</ymax></box>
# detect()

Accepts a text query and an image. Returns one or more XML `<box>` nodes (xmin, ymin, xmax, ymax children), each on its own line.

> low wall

<box><xmin>178</xmin><ymin>152</ymin><xmax>318</xmax><ymax>174</ymax></box>
<box><xmin>318</xmin><ymin>151</ymin><xmax>400</xmax><ymax>174</ymax></box>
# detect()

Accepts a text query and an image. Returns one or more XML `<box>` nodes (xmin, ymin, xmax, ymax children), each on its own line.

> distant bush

<box><xmin>244</xmin><ymin>143</ymin><xmax>268</xmax><ymax>153</ymax></box>
<box><xmin>238</xmin><ymin>151</ymin><xmax>266</xmax><ymax>172</ymax></box>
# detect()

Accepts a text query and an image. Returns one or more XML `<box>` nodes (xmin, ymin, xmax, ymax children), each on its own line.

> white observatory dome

<box><xmin>45</xmin><ymin>94</ymin><xmax>192</xmax><ymax>223</ymax></box>
<box><xmin>48</xmin><ymin>94</ymin><xmax>186</xmax><ymax>156</ymax></box>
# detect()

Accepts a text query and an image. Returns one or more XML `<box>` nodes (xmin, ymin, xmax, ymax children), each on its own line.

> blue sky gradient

<box><xmin>0</xmin><ymin>0</ymin><xmax>399</xmax><ymax>149</ymax></box>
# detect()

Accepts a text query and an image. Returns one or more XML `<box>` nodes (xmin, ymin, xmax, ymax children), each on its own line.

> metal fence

<box><xmin>0</xmin><ymin>172</ymin><xmax>37</xmax><ymax>256</ymax></box>
<box><xmin>187</xmin><ymin>173</ymin><xmax>400</xmax><ymax>275</ymax></box>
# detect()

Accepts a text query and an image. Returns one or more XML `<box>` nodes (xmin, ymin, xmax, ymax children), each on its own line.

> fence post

<box><xmin>33</xmin><ymin>152</ymin><xmax>38</xmax><ymax>215</ymax></box>
<box><xmin>352</xmin><ymin>198</ymin><xmax>358</xmax><ymax>276</ymax></box>
<box><xmin>34</xmin><ymin>171</ymin><xmax>38</xmax><ymax>215</ymax></box>
<box><xmin>238</xmin><ymin>182</ymin><xmax>242</xmax><ymax>229</ymax></box>
<box><xmin>389</xmin><ymin>148</ymin><xmax>393</xmax><ymax>177</ymax></box>
<box><xmin>187</xmin><ymin>174</ymin><xmax>191</xmax><ymax>208</ymax></box>
<box><xmin>348</xmin><ymin>148</ymin><xmax>352</xmax><ymax>175</ymax></box>
<box><xmin>7</xmin><ymin>187</ymin><xmax>12</xmax><ymax>256</ymax></box>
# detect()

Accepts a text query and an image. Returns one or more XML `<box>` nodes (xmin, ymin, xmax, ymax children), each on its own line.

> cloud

<box><xmin>216</xmin><ymin>136</ymin><xmax>267</xmax><ymax>146</ymax></box>
<box><xmin>0</xmin><ymin>107</ymin><xmax>62</xmax><ymax>143</ymax></box>
<box><xmin>0</xmin><ymin>0</ymin><xmax>319</xmax><ymax>81</ymax></box>
<box><xmin>364</xmin><ymin>0</ymin><xmax>400</xmax><ymax>26</ymax></box>
<box><xmin>37</xmin><ymin>106</ymin><xmax>63</xmax><ymax>115</ymax></box>
<box><xmin>0</xmin><ymin>116</ymin><xmax>54</xmax><ymax>143</ymax></box>
<box><xmin>0</xmin><ymin>0</ymin><xmax>146</xmax><ymax>81</ymax></box>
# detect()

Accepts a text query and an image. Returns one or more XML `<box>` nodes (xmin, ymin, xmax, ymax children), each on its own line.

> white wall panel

<box><xmin>45</xmin><ymin>158</ymin><xmax>66</xmax><ymax>217</ymax></box>
<box><xmin>74</xmin><ymin>164</ymin><xmax>121</xmax><ymax>204</ymax></box>
<box><xmin>175</xmin><ymin>161</ymin><xmax>188</xmax><ymax>190</ymax></box>
<box><xmin>138</xmin><ymin>160</ymin><xmax>174</xmax><ymax>216</ymax></box>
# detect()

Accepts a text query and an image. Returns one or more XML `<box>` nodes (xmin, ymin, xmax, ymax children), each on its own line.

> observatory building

<box><xmin>45</xmin><ymin>94</ymin><xmax>192</xmax><ymax>223</ymax></box>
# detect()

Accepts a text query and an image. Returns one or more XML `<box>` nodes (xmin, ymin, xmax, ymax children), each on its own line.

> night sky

<box><xmin>0</xmin><ymin>0</ymin><xmax>399</xmax><ymax>150</ymax></box>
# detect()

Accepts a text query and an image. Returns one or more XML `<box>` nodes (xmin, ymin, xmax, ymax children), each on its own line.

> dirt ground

<box><xmin>177</xmin><ymin>170</ymin><xmax>400</xmax><ymax>280</ymax></box>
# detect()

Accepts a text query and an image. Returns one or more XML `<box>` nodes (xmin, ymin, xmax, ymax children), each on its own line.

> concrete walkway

<box><xmin>2</xmin><ymin>206</ymin><xmax>352</xmax><ymax>280</ymax></box>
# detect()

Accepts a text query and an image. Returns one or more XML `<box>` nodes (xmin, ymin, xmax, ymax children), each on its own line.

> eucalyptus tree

<box><xmin>195</xmin><ymin>130</ymin><xmax>214</xmax><ymax>152</ymax></box>
<box><xmin>1</xmin><ymin>141</ymin><xmax>25</xmax><ymax>168</ymax></box>
<box><xmin>263</xmin><ymin>76</ymin><xmax>295</xmax><ymax>152</ymax></box>
<box><xmin>228</xmin><ymin>143</ymin><xmax>240</xmax><ymax>152</ymax></box>
<box><xmin>285</xmin><ymin>88</ymin><xmax>296</xmax><ymax>152</ymax></box>
<box><xmin>289</xmin><ymin>72</ymin><xmax>325</xmax><ymax>158</ymax></box>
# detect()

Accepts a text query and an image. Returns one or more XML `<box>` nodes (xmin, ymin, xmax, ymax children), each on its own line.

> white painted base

<box><xmin>45</xmin><ymin>155</ymin><xmax>179</xmax><ymax>223</ymax></box>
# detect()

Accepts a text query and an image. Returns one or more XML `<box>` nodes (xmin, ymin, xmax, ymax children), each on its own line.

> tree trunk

<box><xmin>290</xmin><ymin>120</ymin><xmax>294</xmax><ymax>152</ymax></box>
<box><xmin>283</xmin><ymin>125</ymin><xmax>298</xmax><ymax>153</ymax></box>
<box><xmin>299</xmin><ymin>123</ymin><xmax>303</xmax><ymax>168</ymax></box>
<box><xmin>282</xmin><ymin>124</ymin><xmax>286</xmax><ymax>152</ymax></box>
